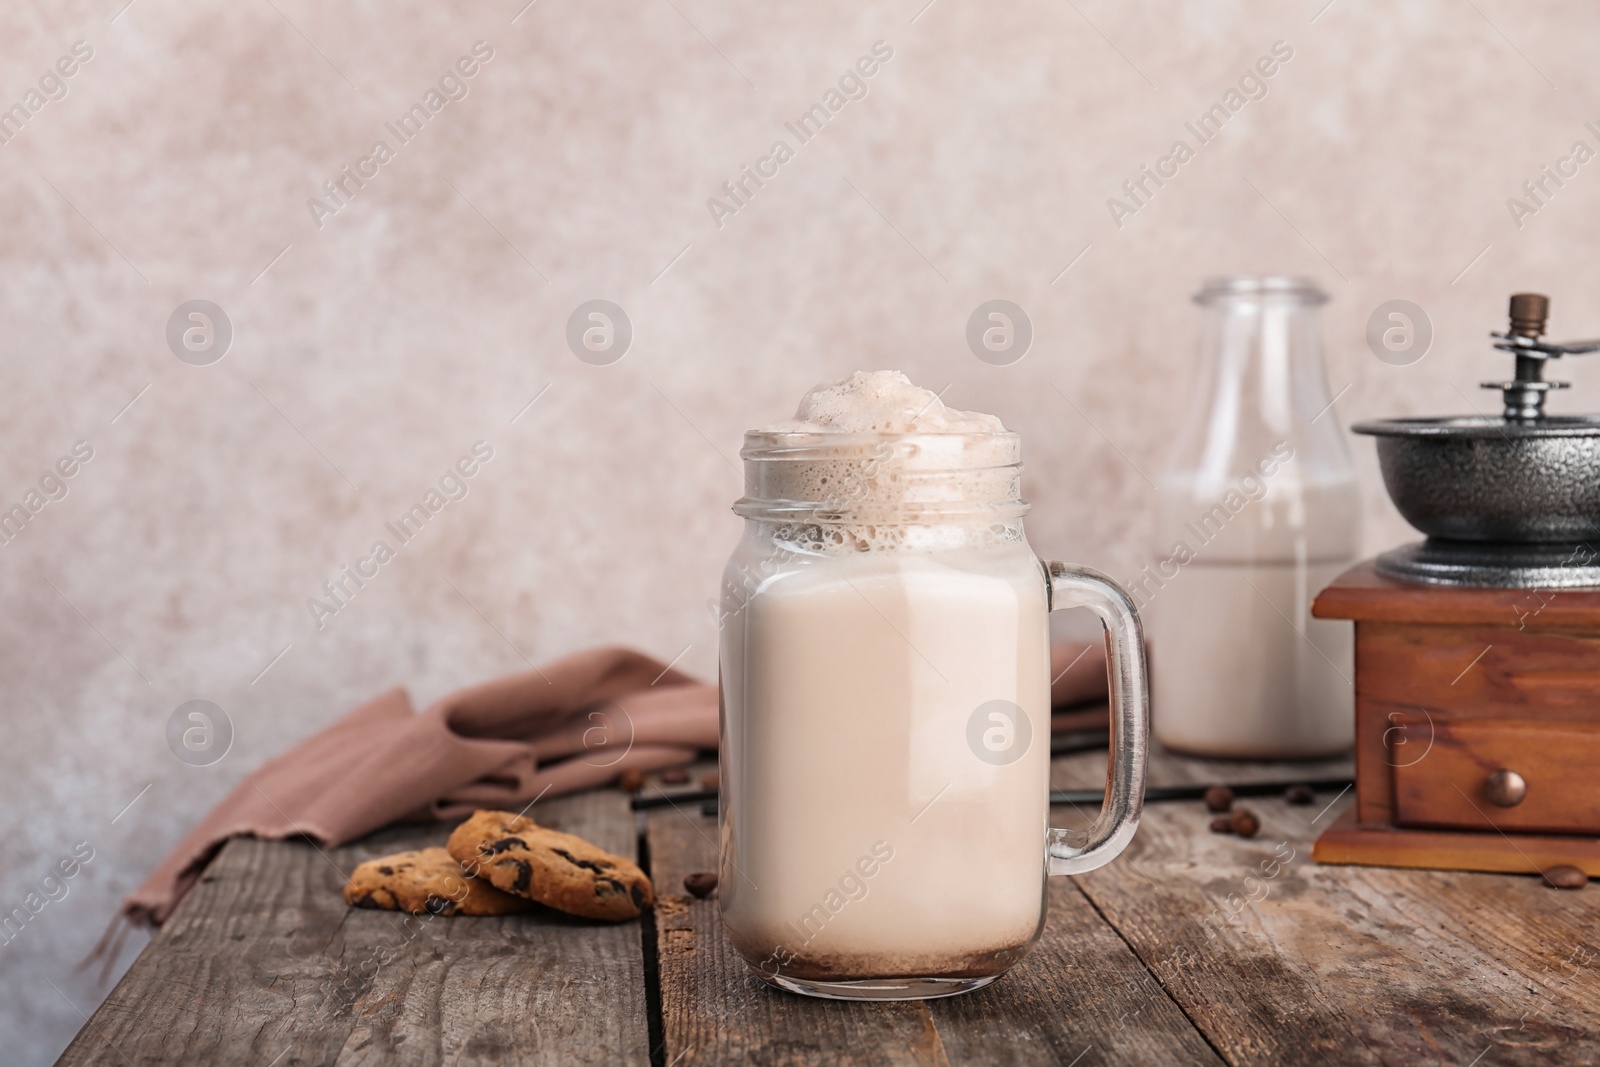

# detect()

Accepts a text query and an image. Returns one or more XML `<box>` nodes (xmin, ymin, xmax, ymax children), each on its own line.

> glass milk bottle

<box><xmin>1143</xmin><ymin>277</ymin><xmax>1359</xmax><ymax>758</ymax></box>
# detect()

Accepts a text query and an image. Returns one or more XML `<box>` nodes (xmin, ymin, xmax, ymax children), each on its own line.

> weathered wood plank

<box><xmin>646</xmin><ymin>789</ymin><xmax>1218</xmax><ymax>1066</ymax></box>
<box><xmin>55</xmin><ymin>791</ymin><xmax>650</xmax><ymax>1067</ymax></box>
<box><xmin>1070</xmin><ymin>791</ymin><xmax>1600</xmax><ymax>1066</ymax></box>
<box><xmin>646</xmin><ymin>802</ymin><xmax>953</xmax><ymax>1066</ymax></box>
<box><xmin>926</xmin><ymin>877</ymin><xmax>1224</xmax><ymax>1066</ymax></box>
<box><xmin>327</xmin><ymin>791</ymin><xmax>648</xmax><ymax>1067</ymax></box>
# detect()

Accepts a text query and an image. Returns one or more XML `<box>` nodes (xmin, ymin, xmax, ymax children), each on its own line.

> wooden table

<box><xmin>57</xmin><ymin>748</ymin><xmax>1600</xmax><ymax>1066</ymax></box>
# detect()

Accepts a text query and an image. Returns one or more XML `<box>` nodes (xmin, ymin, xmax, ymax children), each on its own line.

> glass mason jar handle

<box><xmin>1044</xmin><ymin>562</ymin><xmax>1150</xmax><ymax>876</ymax></box>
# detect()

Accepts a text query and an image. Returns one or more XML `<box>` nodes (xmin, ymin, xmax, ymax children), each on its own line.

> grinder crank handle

<box><xmin>1489</xmin><ymin>292</ymin><xmax>1600</xmax><ymax>358</ymax></box>
<box><xmin>1491</xmin><ymin>335</ymin><xmax>1600</xmax><ymax>358</ymax></box>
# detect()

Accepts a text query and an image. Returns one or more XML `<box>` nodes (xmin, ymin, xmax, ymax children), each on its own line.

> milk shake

<box><xmin>717</xmin><ymin>372</ymin><xmax>1150</xmax><ymax>999</ymax></box>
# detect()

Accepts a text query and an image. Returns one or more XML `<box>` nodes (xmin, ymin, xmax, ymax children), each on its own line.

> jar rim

<box><xmin>735</xmin><ymin>429</ymin><xmax>1027</xmax><ymax>522</ymax></box>
<box><xmin>1193</xmin><ymin>275</ymin><xmax>1328</xmax><ymax>305</ymax></box>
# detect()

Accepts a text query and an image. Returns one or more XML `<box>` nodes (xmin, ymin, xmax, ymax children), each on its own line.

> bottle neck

<box><xmin>1169</xmin><ymin>286</ymin><xmax>1353</xmax><ymax>499</ymax></box>
<box><xmin>1194</xmin><ymin>294</ymin><xmax>1329</xmax><ymax>443</ymax></box>
<box><xmin>1158</xmin><ymin>280</ymin><xmax>1360</xmax><ymax>561</ymax></box>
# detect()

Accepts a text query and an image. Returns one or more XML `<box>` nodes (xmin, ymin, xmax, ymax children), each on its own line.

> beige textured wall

<box><xmin>3</xmin><ymin>0</ymin><xmax>1599</xmax><ymax>1059</ymax></box>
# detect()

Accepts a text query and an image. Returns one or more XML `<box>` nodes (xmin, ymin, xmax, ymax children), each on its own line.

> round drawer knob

<box><xmin>1485</xmin><ymin>769</ymin><xmax>1527</xmax><ymax>807</ymax></box>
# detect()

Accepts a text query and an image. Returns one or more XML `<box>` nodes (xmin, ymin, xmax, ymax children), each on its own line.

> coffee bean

<box><xmin>1284</xmin><ymin>784</ymin><xmax>1315</xmax><ymax>806</ymax></box>
<box><xmin>1229</xmin><ymin>808</ymin><xmax>1261</xmax><ymax>839</ymax></box>
<box><xmin>660</xmin><ymin>767</ymin><xmax>691</xmax><ymax>785</ymax></box>
<box><xmin>701</xmin><ymin>771</ymin><xmax>719</xmax><ymax>791</ymax></box>
<box><xmin>1209</xmin><ymin>816</ymin><xmax>1234</xmax><ymax>834</ymax></box>
<box><xmin>1541</xmin><ymin>865</ymin><xmax>1587</xmax><ymax>890</ymax></box>
<box><xmin>617</xmin><ymin>769</ymin><xmax>645</xmax><ymax>794</ymax></box>
<box><xmin>1204</xmin><ymin>786</ymin><xmax>1234</xmax><ymax>813</ymax></box>
<box><xmin>684</xmin><ymin>871</ymin><xmax>718</xmax><ymax>898</ymax></box>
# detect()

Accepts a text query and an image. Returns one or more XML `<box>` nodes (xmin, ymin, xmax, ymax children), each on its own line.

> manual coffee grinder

<box><xmin>1313</xmin><ymin>293</ymin><xmax>1600</xmax><ymax>875</ymax></box>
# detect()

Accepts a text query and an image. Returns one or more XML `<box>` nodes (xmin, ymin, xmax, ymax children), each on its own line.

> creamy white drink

<box><xmin>719</xmin><ymin>372</ymin><xmax>1051</xmax><ymax>982</ymax></box>
<box><xmin>1146</xmin><ymin>476</ymin><xmax>1358</xmax><ymax>758</ymax></box>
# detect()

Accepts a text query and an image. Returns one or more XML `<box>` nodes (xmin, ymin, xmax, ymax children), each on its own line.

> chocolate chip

<box><xmin>1229</xmin><ymin>808</ymin><xmax>1261</xmax><ymax>839</ymax></box>
<box><xmin>1208</xmin><ymin>816</ymin><xmax>1234</xmax><ymax>834</ymax></box>
<box><xmin>1541</xmin><ymin>865</ymin><xmax>1588</xmax><ymax>889</ymax></box>
<box><xmin>661</xmin><ymin>767</ymin><xmax>691</xmax><ymax>785</ymax></box>
<box><xmin>1284</xmin><ymin>784</ymin><xmax>1315</xmax><ymax>806</ymax></box>
<box><xmin>378</xmin><ymin>865</ymin><xmax>394</xmax><ymax>875</ymax></box>
<box><xmin>497</xmin><ymin>857</ymin><xmax>533</xmax><ymax>894</ymax></box>
<box><xmin>618</xmin><ymin>769</ymin><xmax>646</xmax><ymax>793</ymax></box>
<box><xmin>552</xmin><ymin>847</ymin><xmax>609</xmax><ymax>875</ymax></box>
<box><xmin>684</xmin><ymin>871</ymin><xmax>718</xmax><ymax>898</ymax></box>
<box><xmin>1204</xmin><ymin>786</ymin><xmax>1234</xmax><ymax>812</ymax></box>
<box><xmin>486</xmin><ymin>836</ymin><xmax>528</xmax><ymax>855</ymax></box>
<box><xmin>700</xmin><ymin>771</ymin><xmax>719</xmax><ymax>791</ymax></box>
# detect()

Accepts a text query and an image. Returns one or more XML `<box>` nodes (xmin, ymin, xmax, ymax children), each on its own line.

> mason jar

<box><xmin>715</xmin><ymin>427</ymin><xmax>1150</xmax><ymax>1000</ymax></box>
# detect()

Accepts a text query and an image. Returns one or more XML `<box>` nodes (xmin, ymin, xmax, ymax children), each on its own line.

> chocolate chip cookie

<box><xmin>446</xmin><ymin>809</ymin><xmax>654</xmax><ymax>921</ymax></box>
<box><xmin>342</xmin><ymin>846</ymin><xmax>534</xmax><ymax>916</ymax></box>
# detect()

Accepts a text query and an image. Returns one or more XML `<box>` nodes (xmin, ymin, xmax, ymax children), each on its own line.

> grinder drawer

<box><xmin>1389</xmin><ymin>717</ymin><xmax>1600</xmax><ymax>835</ymax></box>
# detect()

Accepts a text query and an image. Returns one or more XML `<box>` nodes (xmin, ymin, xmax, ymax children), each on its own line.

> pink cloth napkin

<box><xmin>122</xmin><ymin>646</ymin><xmax>716</xmax><ymax>926</ymax></box>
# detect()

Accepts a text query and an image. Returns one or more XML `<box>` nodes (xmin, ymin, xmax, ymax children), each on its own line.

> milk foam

<box><xmin>765</xmin><ymin>371</ymin><xmax>1007</xmax><ymax>434</ymax></box>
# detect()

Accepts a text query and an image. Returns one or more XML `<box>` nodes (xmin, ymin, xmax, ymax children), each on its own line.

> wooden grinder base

<box><xmin>1311</xmin><ymin>560</ymin><xmax>1600</xmax><ymax>876</ymax></box>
